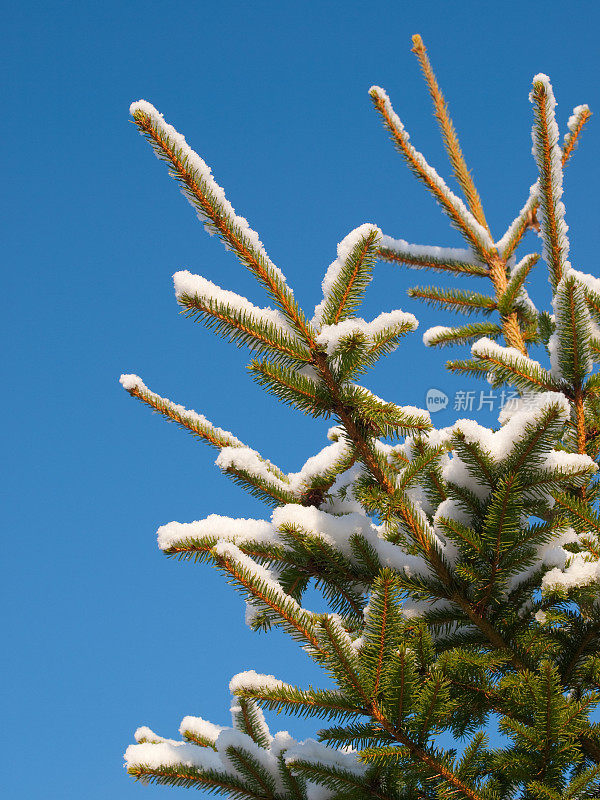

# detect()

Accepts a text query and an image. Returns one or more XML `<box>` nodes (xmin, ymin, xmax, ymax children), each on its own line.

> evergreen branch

<box><xmin>123</xmin><ymin>49</ymin><xmax>600</xmax><ymax>798</ymax></box>
<box><xmin>275</xmin><ymin>528</ymin><xmax>367</xmax><ymax>621</ymax></box>
<box><xmin>436</xmin><ymin>517</ymin><xmax>483</xmax><ymax>556</ymax></box>
<box><xmin>343</xmin><ymin>385</ymin><xmax>431</xmax><ymax>438</ymax></box>
<box><xmin>176</xmin><ymin>286</ymin><xmax>312</xmax><ymax>365</ymax></box>
<box><xmin>360</xmin><ymin>570</ymin><xmax>403</xmax><ymax>699</ymax></box>
<box><xmin>317</xmin><ymin>721</ymin><xmax>394</xmax><ymax>751</ymax></box>
<box><xmin>119</xmin><ymin>374</ymin><xmax>244</xmax><ymax>449</ymax></box>
<box><xmin>378</xmin><ymin>237</ymin><xmax>489</xmax><ymax>277</ymax></box>
<box><xmin>319</xmin><ymin>615</ymin><xmax>370</xmax><ymax>704</ymax></box>
<box><xmin>127</xmin><ymin>762</ymin><xmax>267</xmax><ymax>799</ymax></box>
<box><xmin>413</xmin><ymin>670</ymin><xmax>452</xmax><ymax>746</ymax></box>
<box><xmin>180</xmin><ymin>718</ymin><xmax>222</xmax><ymax>749</ymax></box>
<box><xmin>360</xmin><ymin>735</ymin><xmax>485</xmax><ymax>800</ymax></box>
<box><xmin>411</xmin><ymin>34</ymin><xmax>490</xmax><ymax>233</ymax></box>
<box><xmin>562</xmin><ymin>623</ymin><xmax>600</xmax><ymax>686</ymax></box>
<box><xmin>318</xmin><ymin>225</ymin><xmax>382</xmax><ymax>326</ymax></box>
<box><xmin>286</xmin><ymin>759</ymin><xmax>382</xmax><ymax>799</ymax></box>
<box><xmin>249</xmin><ymin>360</ymin><xmax>331</xmax><ymax>417</ymax></box>
<box><xmin>350</xmin><ymin>533</ymin><xmax>385</xmax><ymax>581</ymax></box>
<box><xmin>120</xmin><ymin>378</ymin><xmax>293</xmax><ymax>504</ymax></box>
<box><xmin>564</xmin><ymin>763</ymin><xmax>600</xmax><ymax>798</ymax></box>
<box><xmin>535</xmin><ymin>661</ymin><xmax>564</xmax><ymax>783</ymax></box>
<box><xmin>366</xmin><ymin>319</ymin><xmax>423</xmax><ymax>367</ymax></box>
<box><xmin>275</xmin><ymin>752</ymin><xmax>307</xmax><ymax>800</ymax></box>
<box><xmin>496</xmin><ymin>189</ymin><xmax>540</xmax><ymax>261</ymax></box>
<box><xmin>218</xmin><ymin>459</ymin><xmax>298</xmax><ymax>507</ymax></box>
<box><xmin>423</xmin><ymin>322</ymin><xmax>503</xmax><ymax>348</ymax></box>
<box><xmin>553</xmin><ymin>492</ymin><xmax>600</xmax><ymax>535</ymax></box>
<box><xmin>292</xmin><ymin>436</ymin><xmax>356</xmax><ymax>505</ymax></box>
<box><xmin>212</xmin><ymin>543</ymin><xmax>323</xmax><ymax>655</ymax></box>
<box><xmin>233</xmin><ymin>684</ymin><xmax>365</xmax><ymax>721</ymax></box>
<box><xmin>450</xmin><ymin>431</ymin><xmax>496</xmax><ymax>488</ymax></box>
<box><xmin>408</xmin><ymin>438</ymin><xmax>448</xmax><ymax>505</ymax></box>
<box><xmin>497</xmin><ymin>254</ymin><xmax>540</xmax><ymax>317</ymax></box>
<box><xmin>488</xmin><ymin>255</ymin><xmax>529</xmax><ymax>354</ymax></box>
<box><xmin>503</xmin><ymin>398</ymin><xmax>572</xmax><ymax>475</ymax></box>
<box><xmin>530</xmin><ymin>75</ymin><xmax>571</xmax><ymax>289</ymax></box>
<box><xmin>498</xmin><ymin>108</ymin><xmax>590</xmax><ymax>261</ymax></box>
<box><xmin>553</xmin><ymin>275</ymin><xmax>593</xmax><ymax>452</ymax></box>
<box><xmin>230</xmin><ymin>699</ymin><xmax>272</xmax><ymax>750</ymax></box>
<box><xmin>563</xmin><ymin>105</ymin><xmax>592</xmax><ymax>164</ymax></box>
<box><xmin>552</xmin><ymin>274</ymin><xmax>593</xmax><ymax>388</ymax></box>
<box><xmin>396</xmin><ymin>444</ymin><xmax>448</xmax><ymax>492</ymax></box>
<box><xmin>408</xmin><ymin>285</ymin><xmax>497</xmax><ymax>317</ymax></box>
<box><xmin>479</xmin><ymin>473</ymin><xmax>524</xmax><ymax>609</ymax></box>
<box><xmin>446</xmin><ymin>358</ymin><xmax>491</xmax><ymax>379</ymax></box>
<box><xmin>222</xmin><ymin>746</ymin><xmax>277</xmax><ymax>797</ymax></box>
<box><xmin>311</xmin><ymin>350</ymin><xmax>401</xmax><ymax>500</ymax></box>
<box><xmin>161</xmin><ymin>535</ymin><xmax>287</xmax><ymax>565</ymax></box>
<box><xmin>369</xmin><ymin>87</ymin><xmax>494</xmax><ymax>259</ymax></box>
<box><xmin>470</xmin><ymin>338</ymin><xmax>557</xmax><ymax>392</ymax></box>
<box><xmin>130</xmin><ymin>102</ymin><xmax>316</xmax><ymax>345</ymax></box>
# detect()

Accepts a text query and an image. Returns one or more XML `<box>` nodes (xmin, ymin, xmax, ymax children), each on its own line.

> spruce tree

<box><xmin>121</xmin><ymin>35</ymin><xmax>600</xmax><ymax>800</ymax></box>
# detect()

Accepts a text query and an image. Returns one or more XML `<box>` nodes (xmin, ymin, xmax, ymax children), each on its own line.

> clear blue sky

<box><xmin>3</xmin><ymin>1</ymin><xmax>600</xmax><ymax>796</ymax></box>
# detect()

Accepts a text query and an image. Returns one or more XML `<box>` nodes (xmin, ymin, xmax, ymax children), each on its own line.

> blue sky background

<box><xmin>3</xmin><ymin>1</ymin><xmax>600</xmax><ymax>796</ymax></box>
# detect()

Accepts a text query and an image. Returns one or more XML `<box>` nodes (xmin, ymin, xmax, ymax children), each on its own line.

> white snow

<box><xmin>570</xmin><ymin>267</ymin><xmax>600</xmax><ymax>298</ymax></box>
<box><xmin>125</xmin><ymin>740</ymin><xmax>222</xmax><ymax>772</ymax></box>
<box><xmin>134</xmin><ymin>726</ymin><xmax>177</xmax><ymax>745</ymax></box>
<box><xmin>316</xmin><ymin>310</ymin><xmax>417</xmax><ymax>355</ymax></box>
<box><xmin>472</xmin><ymin>337</ymin><xmax>535</xmax><ymax>368</ymax></box>
<box><xmin>379</xmin><ymin>235</ymin><xmax>483</xmax><ymax>268</ymax></box>
<box><xmin>119</xmin><ymin>373</ymin><xmax>144</xmax><ymax>391</ymax></box>
<box><xmin>213</xmin><ymin>541</ymin><xmax>282</xmax><ymax>589</ymax></box>
<box><xmin>498</xmin><ymin>392</ymin><xmax>542</xmax><ymax>424</ymax></box>
<box><xmin>542</xmin><ymin>549</ymin><xmax>600</xmax><ymax>592</ymax></box>
<box><xmin>287</xmin><ymin>433</ymin><xmax>352</xmax><ymax>493</ymax></box>
<box><xmin>471</xmin><ymin>337</ymin><xmax>551</xmax><ymax>386</ymax></box>
<box><xmin>320</xmin><ymin>463</ymin><xmax>365</xmax><ymax>515</ymax></box>
<box><xmin>229</xmin><ymin>670</ymin><xmax>289</xmax><ymax>694</ymax></box>
<box><xmin>180</xmin><ymin>716</ymin><xmax>224</xmax><ymax>744</ymax></box>
<box><xmin>565</xmin><ymin>104</ymin><xmax>590</xmax><ymax>145</ymax></box>
<box><xmin>371</xmin><ymin>534</ymin><xmax>432</xmax><ymax>578</ymax></box>
<box><xmin>541</xmin><ymin>449</ymin><xmax>597</xmax><ymax>475</ymax></box>
<box><xmin>173</xmin><ymin>270</ymin><xmax>292</xmax><ymax>332</ymax></box>
<box><xmin>272</xmin><ymin>505</ymin><xmax>372</xmax><ymax>558</ymax></box>
<box><xmin>455</xmin><ymin>392</ymin><xmax>570</xmax><ymax>460</ymax></box>
<box><xmin>157</xmin><ymin>514</ymin><xmax>275</xmax><ymax>551</ymax></box>
<box><xmin>423</xmin><ymin>326</ymin><xmax>452</xmax><ymax>347</ymax></box>
<box><xmin>216</xmin><ymin>447</ymin><xmax>290</xmax><ymax>489</ymax></box>
<box><xmin>434</xmin><ymin>497</ymin><xmax>473</xmax><ymax>528</ymax></box>
<box><xmin>434</xmin><ymin>393</ymin><xmax>580</xmax><ymax>527</ymax></box>
<box><xmin>126</xmin><ymin>705</ymin><xmax>361</xmax><ymax>799</ymax></box>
